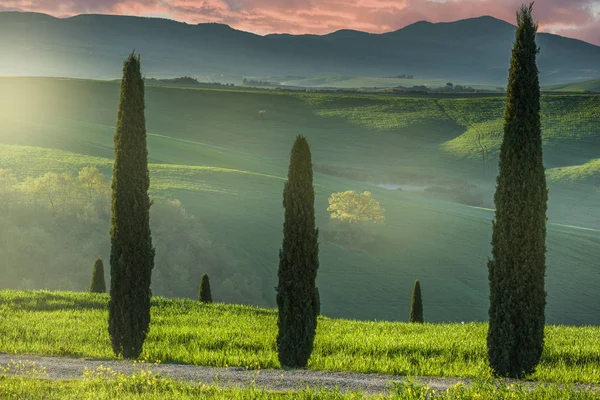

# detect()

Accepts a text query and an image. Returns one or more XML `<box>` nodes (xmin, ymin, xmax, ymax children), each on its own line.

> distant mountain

<box><xmin>1</xmin><ymin>12</ymin><xmax>599</xmax><ymax>85</ymax></box>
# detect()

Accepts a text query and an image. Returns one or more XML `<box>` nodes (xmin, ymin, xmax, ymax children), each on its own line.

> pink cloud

<box><xmin>1</xmin><ymin>0</ymin><xmax>599</xmax><ymax>45</ymax></box>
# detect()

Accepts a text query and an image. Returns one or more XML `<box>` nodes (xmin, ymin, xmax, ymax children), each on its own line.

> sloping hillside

<box><xmin>0</xmin><ymin>77</ymin><xmax>599</xmax><ymax>325</ymax></box>
<box><xmin>544</xmin><ymin>79</ymin><xmax>600</xmax><ymax>93</ymax></box>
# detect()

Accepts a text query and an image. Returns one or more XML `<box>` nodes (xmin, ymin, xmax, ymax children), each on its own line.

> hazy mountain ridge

<box><xmin>1</xmin><ymin>12</ymin><xmax>599</xmax><ymax>85</ymax></box>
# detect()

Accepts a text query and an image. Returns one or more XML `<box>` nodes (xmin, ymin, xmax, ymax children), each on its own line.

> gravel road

<box><xmin>0</xmin><ymin>353</ymin><xmax>597</xmax><ymax>396</ymax></box>
<box><xmin>0</xmin><ymin>352</ymin><xmax>469</xmax><ymax>394</ymax></box>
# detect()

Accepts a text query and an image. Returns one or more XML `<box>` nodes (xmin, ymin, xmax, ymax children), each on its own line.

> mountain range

<box><xmin>1</xmin><ymin>11</ymin><xmax>599</xmax><ymax>85</ymax></box>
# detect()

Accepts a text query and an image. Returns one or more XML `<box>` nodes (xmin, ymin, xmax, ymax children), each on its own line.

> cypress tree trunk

<box><xmin>277</xmin><ymin>135</ymin><xmax>320</xmax><ymax>368</ymax></box>
<box><xmin>90</xmin><ymin>257</ymin><xmax>106</xmax><ymax>293</ymax></box>
<box><xmin>487</xmin><ymin>3</ymin><xmax>548</xmax><ymax>378</ymax></box>
<box><xmin>199</xmin><ymin>274</ymin><xmax>212</xmax><ymax>303</ymax></box>
<box><xmin>108</xmin><ymin>52</ymin><xmax>155</xmax><ymax>359</ymax></box>
<box><xmin>409</xmin><ymin>280</ymin><xmax>423</xmax><ymax>323</ymax></box>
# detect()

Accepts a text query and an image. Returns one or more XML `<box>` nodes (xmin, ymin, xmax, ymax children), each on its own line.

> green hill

<box><xmin>276</xmin><ymin>76</ymin><xmax>445</xmax><ymax>89</ymax></box>
<box><xmin>0</xmin><ymin>77</ymin><xmax>599</xmax><ymax>325</ymax></box>
<box><xmin>543</xmin><ymin>79</ymin><xmax>600</xmax><ymax>93</ymax></box>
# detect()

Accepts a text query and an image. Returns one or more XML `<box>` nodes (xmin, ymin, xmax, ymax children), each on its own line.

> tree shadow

<box><xmin>1</xmin><ymin>291</ymin><xmax>107</xmax><ymax>312</ymax></box>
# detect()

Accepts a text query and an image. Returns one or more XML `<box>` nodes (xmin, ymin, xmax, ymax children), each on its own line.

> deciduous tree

<box><xmin>327</xmin><ymin>191</ymin><xmax>385</xmax><ymax>224</ymax></box>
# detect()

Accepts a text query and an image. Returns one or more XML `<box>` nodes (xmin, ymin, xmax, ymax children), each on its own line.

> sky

<box><xmin>1</xmin><ymin>0</ymin><xmax>599</xmax><ymax>45</ymax></box>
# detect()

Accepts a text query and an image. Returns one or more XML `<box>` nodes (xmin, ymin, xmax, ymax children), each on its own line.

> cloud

<box><xmin>1</xmin><ymin>0</ymin><xmax>599</xmax><ymax>45</ymax></box>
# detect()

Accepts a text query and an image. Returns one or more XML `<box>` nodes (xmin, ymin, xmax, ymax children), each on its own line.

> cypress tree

<box><xmin>108</xmin><ymin>52</ymin><xmax>155</xmax><ymax>359</ymax></box>
<box><xmin>276</xmin><ymin>135</ymin><xmax>320</xmax><ymax>369</ymax></box>
<box><xmin>90</xmin><ymin>257</ymin><xmax>106</xmax><ymax>293</ymax></box>
<box><xmin>409</xmin><ymin>280</ymin><xmax>423</xmax><ymax>323</ymax></box>
<box><xmin>313</xmin><ymin>286</ymin><xmax>320</xmax><ymax>317</ymax></box>
<box><xmin>199</xmin><ymin>273</ymin><xmax>212</xmax><ymax>303</ymax></box>
<box><xmin>487</xmin><ymin>3</ymin><xmax>548</xmax><ymax>378</ymax></box>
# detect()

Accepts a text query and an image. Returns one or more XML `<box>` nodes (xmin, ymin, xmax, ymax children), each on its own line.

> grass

<box><xmin>547</xmin><ymin>159</ymin><xmax>600</xmax><ymax>183</ymax></box>
<box><xmin>1</xmin><ymin>290</ymin><xmax>600</xmax><ymax>384</ymax></box>
<box><xmin>2</xmin><ymin>375</ymin><xmax>599</xmax><ymax>399</ymax></box>
<box><xmin>0</xmin><ymin>144</ymin><xmax>283</xmax><ymax>195</ymax></box>
<box><xmin>0</xmin><ymin>77</ymin><xmax>599</xmax><ymax>326</ymax></box>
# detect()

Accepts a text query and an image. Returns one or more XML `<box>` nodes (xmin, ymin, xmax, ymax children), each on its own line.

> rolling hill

<box><xmin>0</xmin><ymin>12</ymin><xmax>599</xmax><ymax>85</ymax></box>
<box><xmin>544</xmin><ymin>79</ymin><xmax>600</xmax><ymax>93</ymax></box>
<box><xmin>0</xmin><ymin>77</ymin><xmax>599</xmax><ymax>326</ymax></box>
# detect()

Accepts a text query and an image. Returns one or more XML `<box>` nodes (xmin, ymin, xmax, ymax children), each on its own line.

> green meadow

<box><xmin>1</xmin><ymin>290</ymin><xmax>600</xmax><ymax>384</ymax></box>
<box><xmin>543</xmin><ymin>79</ymin><xmax>600</xmax><ymax>93</ymax></box>
<box><xmin>277</xmin><ymin>75</ymin><xmax>446</xmax><ymax>89</ymax></box>
<box><xmin>2</xmin><ymin>375</ymin><xmax>599</xmax><ymax>399</ymax></box>
<box><xmin>2</xmin><ymin>376</ymin><xmax>599</xmax><ymax>399</ymax></box>
<box><xmin>0</xmin><ymin>76</ymin><xmax>599</xmax><ymax>325</ymax></box>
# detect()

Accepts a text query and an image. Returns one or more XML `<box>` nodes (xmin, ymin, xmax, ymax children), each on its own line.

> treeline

<box><xmin>382</xmin><ymin>74</ymin><xmax>414</xmax><ymax>79</ymax></box>
<box><xmin>0</xmin><ymin>167</ymin><xmax>263</xmax><ymax>305</ymax></box>
<box><xmin>145</xmin><ymin>76</ymin><xmax>200</xmax><ymax>85</ymax></box>
<box><xmin>242</xmin><ymin>78</ymin><xmax>275</xmax><ymax>87</ymax></box>
<box><xmin>144</xmin><ymin>77</ymin><xmax>236</xmax><ymax>87</ymax></box>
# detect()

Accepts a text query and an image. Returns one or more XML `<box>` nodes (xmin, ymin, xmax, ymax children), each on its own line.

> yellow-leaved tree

<box><xmin>326</xmin><ymin>191</ymin><xmax>385</xmax><ymax>247</ymax></box>
<box><xmin>327</xmin><ymin>190</ymin><xmax>385</xmax><ymax>224</ymax></box>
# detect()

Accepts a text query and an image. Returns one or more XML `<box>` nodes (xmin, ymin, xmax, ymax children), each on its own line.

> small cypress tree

<box><xmin>276</xmin><ymin>135</ymin><xmax>320</xmax><ymax>369</ymax></box>
<box><xmin>90</xmin><ymin>257</ymin><xmax>106</xmax><ymax>293</ymax></box>
<box><xmin>199</xmin><ymin>274</ymin><xmax>212</xmax><ymax>303</ymax></box>
<box><xmin>108</xmin><ymin>52</ymin><xmax>155</xmax><ymax>360</ymax></box>
<box><xmin>409</xmin><ymin>280</ymin><xmax>423</xmax><ymax>323</ymax></box>
<box><xmin>313</xmin><ymin>286</ymin><xmax>320</xmax><ymax>317</ymax></box>
<box><xmin>487</xmin><ymin>3</ymin><xmax>548</xmax><ymax>378</ymax></box>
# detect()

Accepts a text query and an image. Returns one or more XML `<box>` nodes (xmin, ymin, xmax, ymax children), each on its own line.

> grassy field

<box><xmin>2</xmin><ymin>375</ymin><xmax>599</xmax><ymax>399</ymax></box>
<box><xmin>543</xmin><ymin>79</ymin><xmax>600</xmax><ymax>93</ymax></box>
<box><xmin>3</xmin><ymin>376</ymin><xmax>599</xmax><ymax>400</ymax></box>
<box><xmin>253</xmin><ymin>76</ymin><xmax>504</xmax><ymax>91</ymax></box>
<box><xmin>277</xmin><ymin>76</ymin><xmax>446</xmax><ymax>89</ymax></box>
<box><xmin>0</xmin><ymin>77</ymin><xmax>599</xmax><ymax>325</ymax></box>
<box><xmin>1</xmin><ymin>290</ymin><xmax>600</xmax><ymax>385</ymax></box>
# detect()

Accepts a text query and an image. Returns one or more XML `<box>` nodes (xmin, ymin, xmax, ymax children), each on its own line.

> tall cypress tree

<box><xmin>276</xmin><ymin>135</ymin><xmax>319</xmax><ymax>368</ymax></box>
<box><xmin>487</xmin><ymin>3</ymin><xmax>548</xmax><ymax>378</ymax></box>
<box><xmin>313</xmin><ymin>286</ymin><xmax>320</xmax><ymax>317</ymax></box>
<box><xmin>409</xmin><ymin>280</ymin><xmax>423</xmax><ymax>323</ymax></box>
<box><xmin>108</xmin><ymin>52</ymin><xmax>155</xmax><ymax>359</ymax></box>
<box><xmin>199</xmin><ymin>273</ymin><xmax>212</xmax><ymax>303</ymax></box>
<box><xmin>90</xmin><ymin>257</ymin><xmax>106</xmax><ymax>293</ymax></box>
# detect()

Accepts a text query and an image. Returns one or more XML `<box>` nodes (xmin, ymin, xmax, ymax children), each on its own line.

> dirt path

<box><xmin>0</xmin><ymin>353</ymin><xmax>596</xmax><ymax>395</ymax></box>
<box><xmin>0</xmin><ymin>353</ymin><xmax>472</xmax><ymax>394</ymax></box>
